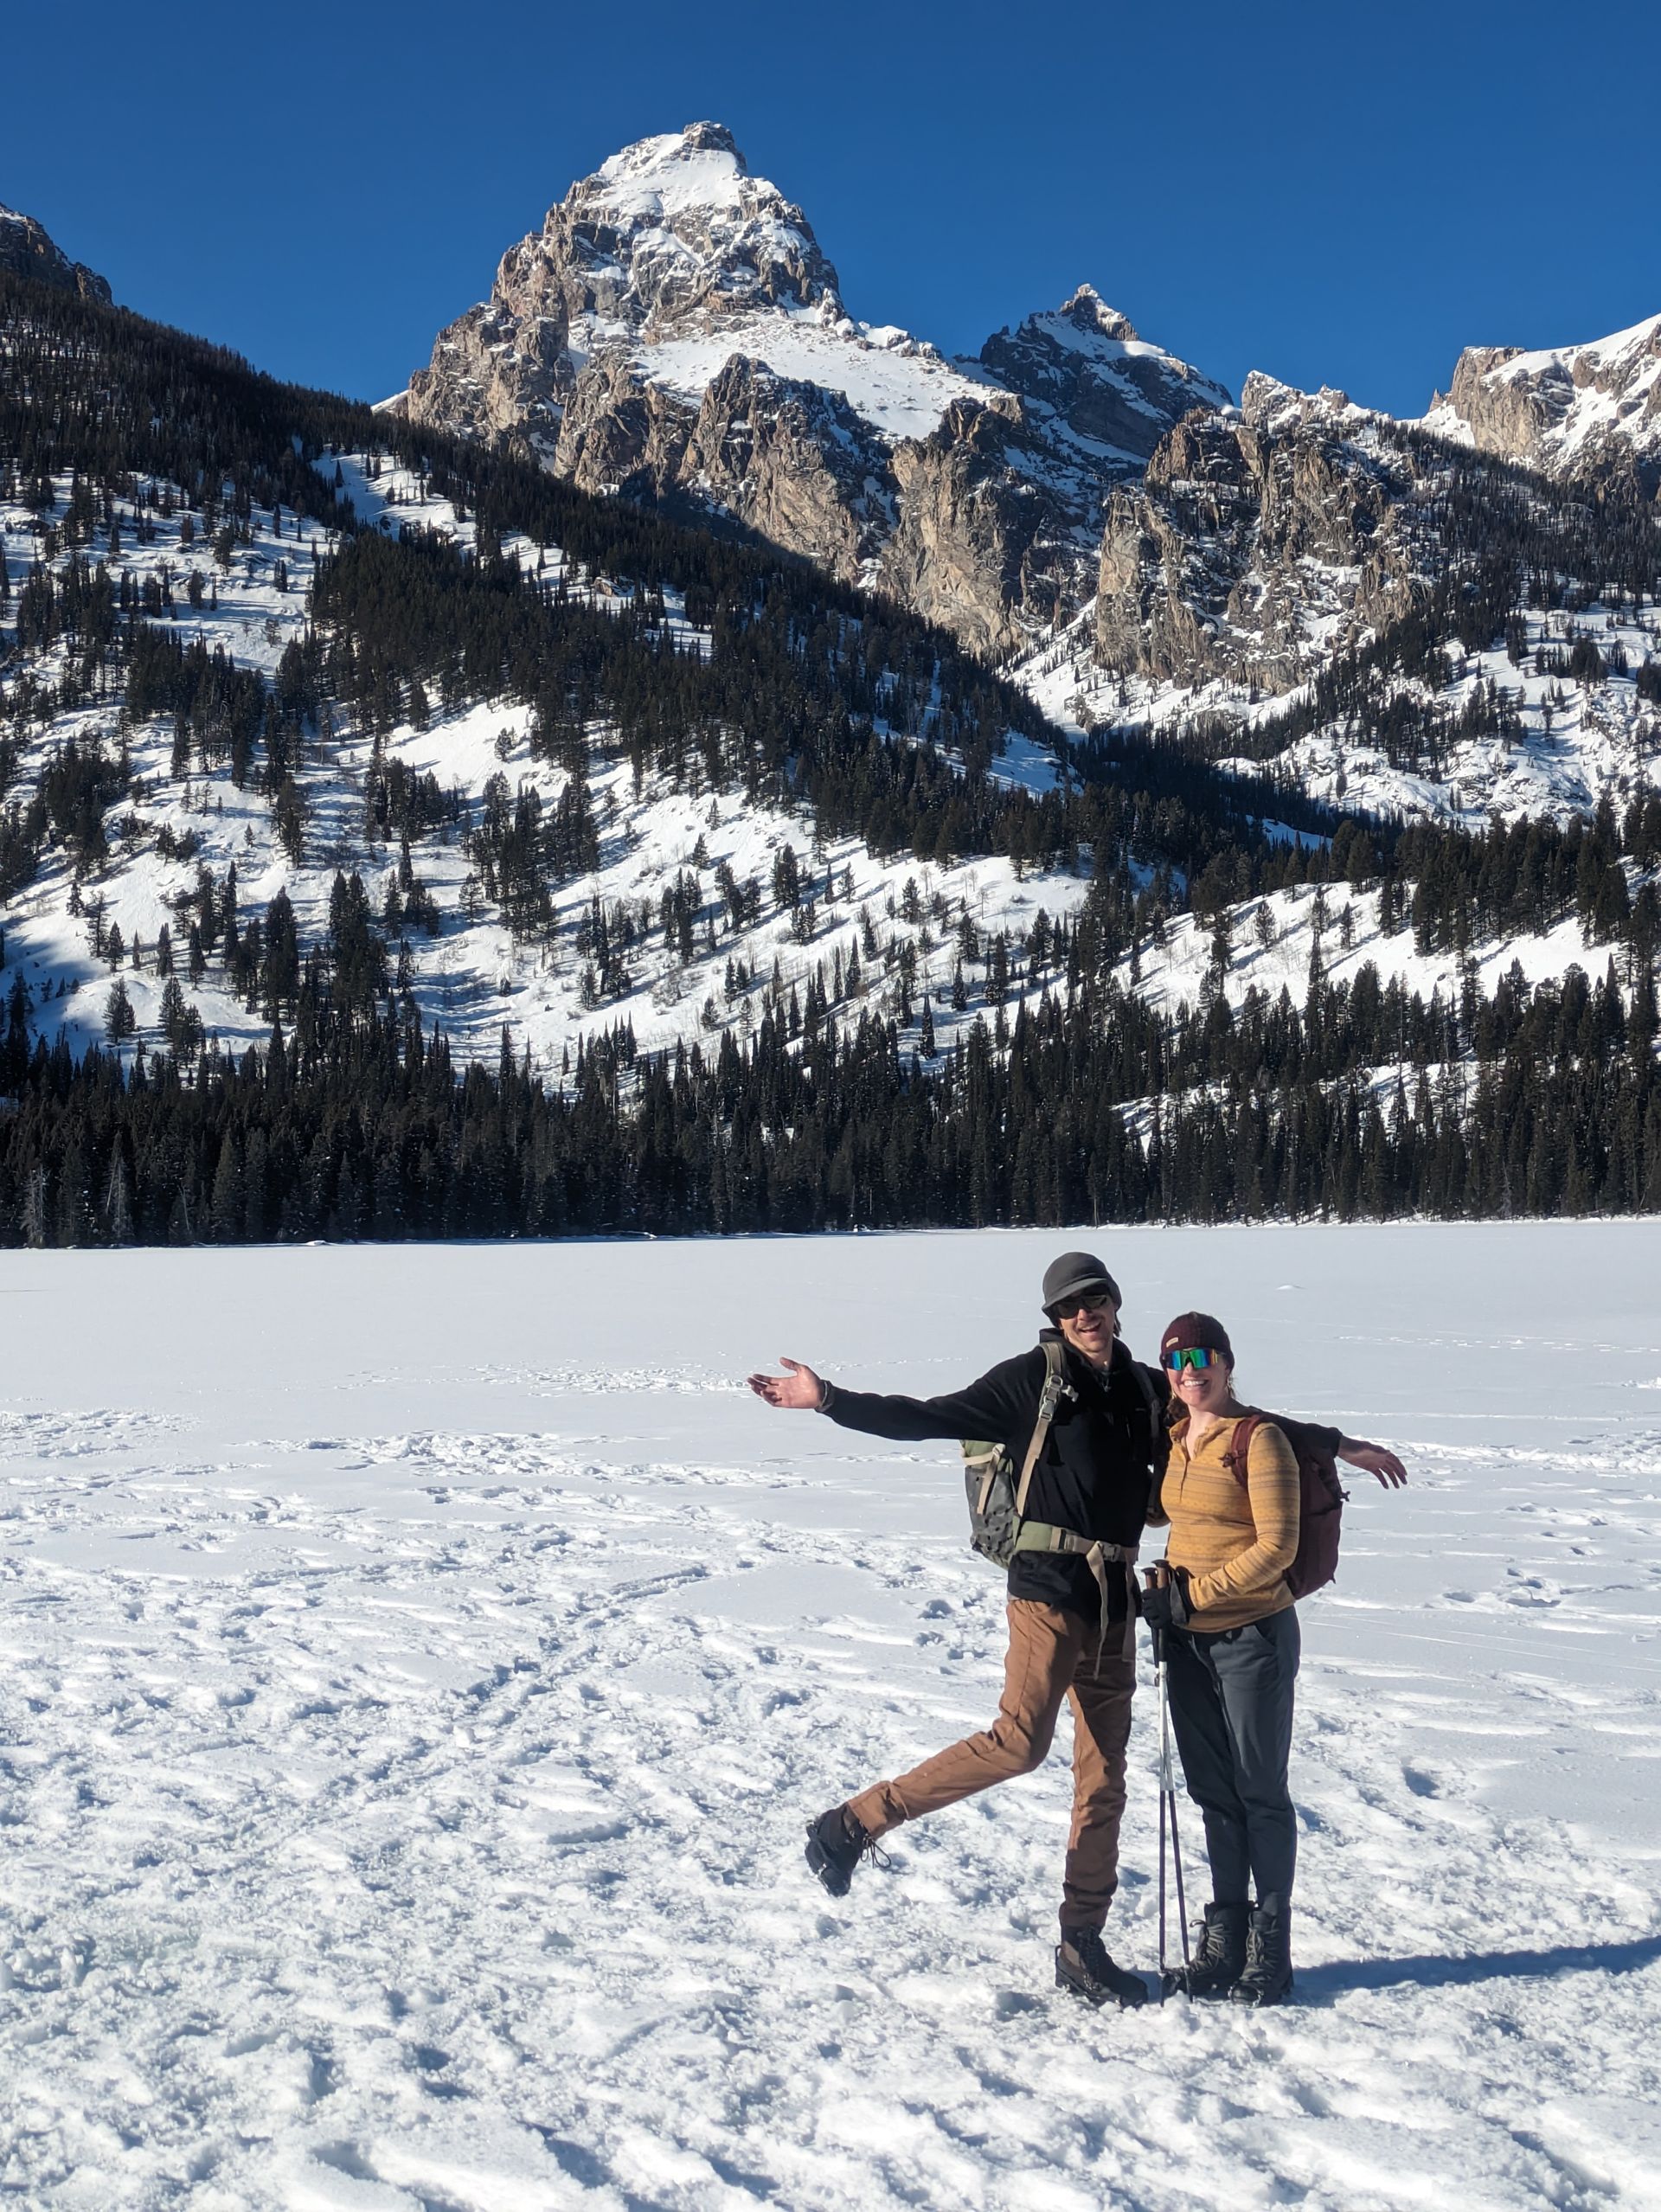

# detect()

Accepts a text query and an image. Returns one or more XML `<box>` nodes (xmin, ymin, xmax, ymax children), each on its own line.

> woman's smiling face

<box><xmin>1170</xmin><ymin>1349</ymin><xmax>1234</xmax><ymax>1414</ymax></box>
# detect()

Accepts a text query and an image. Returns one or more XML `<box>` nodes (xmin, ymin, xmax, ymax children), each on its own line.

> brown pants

<box><xmin>848</xmin><ymin>1600</ymin><xmax>1136</xmax><ymax>1933</ymax></box>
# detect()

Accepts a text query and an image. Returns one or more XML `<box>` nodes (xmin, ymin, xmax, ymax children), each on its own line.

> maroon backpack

<box><xmin>1222</xmin><ymin>1412</ymin><xmax>1347</xmax><ymax>1600</ymax></box>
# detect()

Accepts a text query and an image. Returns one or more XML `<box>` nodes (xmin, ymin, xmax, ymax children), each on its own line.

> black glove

<box><xmin>1139</xmin><ymin>1572</ymin><xmax>1189</xmax><ymax>1635</ymax></box>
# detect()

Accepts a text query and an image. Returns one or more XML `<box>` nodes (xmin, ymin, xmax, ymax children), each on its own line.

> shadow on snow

<box><xmin>1298</xmin><ymin>1933</ymin><xmax>1661</xmax><ymax>2002</ymax></box>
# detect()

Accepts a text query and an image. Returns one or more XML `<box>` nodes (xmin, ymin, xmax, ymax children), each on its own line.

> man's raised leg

<box><xmin>807</xmin><ymin>1602</ymin><xmax>1083</xmax><ymax>1895</ymax></box>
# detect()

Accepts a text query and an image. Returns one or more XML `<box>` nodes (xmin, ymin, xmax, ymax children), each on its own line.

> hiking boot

<box><xmin>804</xmin><ymin>1804</ymin><xmax>889</xmax><ymax>1897</ymax></box>
<box><xmin>1230</xmin><ymin>1901</ymin><xmax>1293</xmax><ymax>2007</ymax></box>
<box><xmin>1181</xmin><ymin>1901</ymin><xmax>1249</xmax><ymax>1999</ymax></box>
<box><xmin>1055</xmin><ymin>1927</ymin><xmax>1150</xmax><ymax>2010</ymax></box>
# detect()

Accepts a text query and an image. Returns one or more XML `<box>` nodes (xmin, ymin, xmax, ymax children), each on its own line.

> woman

<box><xmin>1138</xmin><ymin>1310</ymin><xmax>1404</xmax><ymax>2007</ymax></box>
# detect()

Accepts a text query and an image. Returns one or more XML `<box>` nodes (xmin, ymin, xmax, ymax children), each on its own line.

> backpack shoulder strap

<box><xmin>1221</xmin><ymin>1411</ymin><xmax>1266</xmax><ymax>1489</ymax></box>
<box><xmin>1013</xmin><ymin>1339</ymin><xmax>1066</xmax><ymax>1520</ymax></box>
<box><xmin>1127</xmin><ymin>1356</ymin><xmax>1159</xmax><ymax>1425</ymax></box>
<box><xmin>1124</xmin><ymin>1353</ymin><xmax>1168</xmax><ymax>1473</ymax></box>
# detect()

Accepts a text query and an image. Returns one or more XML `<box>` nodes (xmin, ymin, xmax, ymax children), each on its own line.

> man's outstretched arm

<box><xmin>747</xmin><ymin>1356</ymin><xmax>830</xmax><ymax>1410</ymax></box>
<box><xmin>1285</xmin><ymin>1415</ymin><xmax>1408</xmax><ymax>1490</ymax></box>
<box><xmin>1336</xmin><ymin>1436</ymin><xmax>1408</xmax><ymax>1487</ymax></box>
<box><xmin>747</xmin><ymin>1353</ymin><xmax>1035</xmax><ymax>1444</ymax></box>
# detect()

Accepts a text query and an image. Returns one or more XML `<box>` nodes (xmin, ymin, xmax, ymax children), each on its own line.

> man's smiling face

<box><xmin>1053</xmin><ymin>1290</ymin><xmax>1118</xmax><ymax>1366</ymax></box>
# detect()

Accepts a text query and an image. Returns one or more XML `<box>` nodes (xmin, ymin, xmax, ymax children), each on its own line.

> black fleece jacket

<box><xmin>819</xmin><ymin>1331</ymin><xmax>1168</xmax><ymax>1620</ymax></box>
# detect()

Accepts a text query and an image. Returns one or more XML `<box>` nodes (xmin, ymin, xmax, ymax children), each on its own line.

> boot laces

<box><xmin>844</xmin><ymin>1814</ymin><xmax>893</xmax><ymax>1873</ymax></box>
<box><xmin>1194</xmin><ymin>1914</ymin><xmax>1234</xmax><ymax>1969</ymax></box>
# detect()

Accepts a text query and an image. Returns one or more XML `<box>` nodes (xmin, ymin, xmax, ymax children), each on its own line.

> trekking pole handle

<box><xmin>1141</xmin><ymin>1562</ymin><xmax>1170</xmax><ymax>1665</ymax></box>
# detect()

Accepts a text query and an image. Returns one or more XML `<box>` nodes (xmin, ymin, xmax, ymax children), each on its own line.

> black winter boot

<box><xmin>804</xmin><ymin>1805</ymin><xmax>890</xmax><ymax>1897</ymax></box>
<box><xmin>1181</xmin><ymin>1901</ymin><xmax>1249</xmax><ymax>1999</ymax></box>
<box><xmin>1230</xmin><ymin>1901</ymin><xmax>1293</xmax><ymax>2006</ymax></box>
<box><xmin>1055</xmin><ymin>1927</ymin><xmax>1150</xmax><ymax>2010</ymax></box>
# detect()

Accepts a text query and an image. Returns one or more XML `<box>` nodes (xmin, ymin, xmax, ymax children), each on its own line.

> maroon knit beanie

<box><xmin>1159</xmin><ymin>1311</ymin><xmax>1235</xmax><ymax>1365</ymax></box>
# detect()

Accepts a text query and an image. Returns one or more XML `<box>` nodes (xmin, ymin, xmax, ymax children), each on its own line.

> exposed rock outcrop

<box><xmin>552</xmin><ymin>355</ymin><xmax>693</xmax><ymax>499</ymax></box>
<box><xmin>883</xmin><ymin>392</ymin><xmax>1064</xmax><ymax>655</ymax></box>
<box><xmin>1425</xmin><ymin>312</ymin><xmax>1661</xmax><ymax>494</ymax></box>
<box><xmin>0</xmin><ymin>203</ymin><xmax>112</xmax><ymax>305</ymax></box>
<box><xmin>1095</xmin><ymin>375</ymin><xmax>1428</xmax><ymax>692</ymax></box>
<box><xmin>683</xmin><ymin>357</ymin><xmax>887</xmax><ymax>580</ymax></box>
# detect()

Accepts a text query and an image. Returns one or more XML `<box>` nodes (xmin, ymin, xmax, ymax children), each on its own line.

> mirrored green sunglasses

<box><xmin>1163</xmin><ymin>1346</ymin><xmax>1217</xmax><ymax>1372</ymax></box>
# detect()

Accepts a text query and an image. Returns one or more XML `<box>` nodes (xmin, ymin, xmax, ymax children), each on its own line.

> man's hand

<box><xmin>747</xmin><ymin>1357</ymin><xmax>827</xmax><ymax>1411</ymax></box>
<box><xmin>1338</xmin><ymin>1439</ymin><xmax>1408</xmax><ymax>1489</ymax></box>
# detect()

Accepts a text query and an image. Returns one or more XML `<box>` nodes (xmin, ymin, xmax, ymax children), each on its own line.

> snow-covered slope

<box><xmin>1021</xmin><ymin>592</ymin><xmax>1661</xmax><ymax>829</ymax></box>
<box><xmin>395</xmin><ymin>125</ymin><xmax>1230</xmax><ymax>655</ymax></box>
<box><xmin>0</xmin><ymin>453</ymin><xmax>1089</xmax><ymax>1078</ymax></box>
<box><xmin>3</xmin><ymin>1225</ymin><xmax>1658</xmax><ymax>2205</ymax></box>
<box><xmin>637</xmin><ymin>314</ymin><xmax>991</xmax><ymax>445</ymax></box>
<box><xmin>3</xmin><ymin>439</ymin><xmax>1648</xmax><ymax>1106</ymax></box>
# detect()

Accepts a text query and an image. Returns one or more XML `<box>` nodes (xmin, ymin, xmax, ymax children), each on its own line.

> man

<box><xmin>748</xmin><ymin>1252</ymin><xmax>1403</xmax><ymax>2010</ymax></box>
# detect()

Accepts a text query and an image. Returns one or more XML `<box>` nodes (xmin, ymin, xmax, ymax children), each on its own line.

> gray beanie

<box><xmin>1042</xmin><ymin>1250</ymin><xmax>1122</xmax><ymax>1314</ymax></box>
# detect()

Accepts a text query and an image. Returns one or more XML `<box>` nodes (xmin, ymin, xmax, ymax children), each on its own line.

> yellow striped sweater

<box><xmin>1158</xmin><ymin>1413</ymin><xmax>1300</xmax><ymax>1632</ymax></box>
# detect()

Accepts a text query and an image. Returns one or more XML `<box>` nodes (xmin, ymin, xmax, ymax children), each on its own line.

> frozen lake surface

<box><xmin>2</xmin><ymin>1223</ymin><xmax>1659</xmax><ymax>2210</ymax></box>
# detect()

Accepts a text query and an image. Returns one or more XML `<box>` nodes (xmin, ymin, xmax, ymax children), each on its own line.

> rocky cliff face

<box><xmin>1095</xmin><ymin>375</ymin><xmax>1431</xmax><ymax>693</ymax></box>
<box><xmin>0</xmin><ymin>204</ymin><xmax>112</xmax><ymax>305</ymax></box>
<box><xmin>397</xmin><ymin>126</ymin><xmax>1229</xmax><ymax>655</ymax></box>
<box><xmin>1424</xmin><ymin>312</ymin><xmax>1661</xmax><ymax>494</ymax></box>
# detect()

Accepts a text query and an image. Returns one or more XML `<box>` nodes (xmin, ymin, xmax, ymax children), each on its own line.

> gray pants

<box><xmin>1164</xmin><ymin>1607</ymin><xmax>1300</xmax><ymax>1908</ymax></box>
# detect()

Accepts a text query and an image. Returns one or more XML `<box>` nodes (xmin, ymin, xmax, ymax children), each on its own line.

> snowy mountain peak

<box><xmin>0</xmin><ymin>200</ymin><xmax>112</xmax><ymax>305</ymax></box>
<box><xmin>1055</xmin><ymin>285</ymin><xmax>1138</xmax><ymax>343</ymax></box>
<box><xmin>978</xmin><ymin>288</ymin><xmax>1230</xmax><ymax>467</ymax></box>
<box><xmin>533</xmin><ymin>121</ymin><xmax>843</xmax><ymax>343</ymax></box>
<box><xmin>591</xmin><ymin>121</ymin><xmax>749</xmax><ymax>205</ymax></box>
<box><xmin>1238</xmin><ymin>369</ymin><xmax>1369</xmax><ymax>433</ymax></box>
<box><xmin>1424</xmin><ymin>306</ymin><xmax>1661</xmax><ymax>487</ymax></box>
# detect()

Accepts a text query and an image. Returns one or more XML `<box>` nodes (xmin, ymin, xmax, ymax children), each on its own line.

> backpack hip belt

<box><xmin>1012</xmin><ymin>1524</ymin><xmax>1140</xmax><ymax>1664</ymax></box>
<box><xmin>963</xmin><ymin>1341</ymin><xmax>1161</xmax><ymax>1628</ymax></box>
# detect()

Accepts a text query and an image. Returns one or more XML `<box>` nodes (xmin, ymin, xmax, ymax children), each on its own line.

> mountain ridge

<box><xmin>391</xmin><ymin>123</ymin><xmax>1231</xmax><ymax>657</ymax></box>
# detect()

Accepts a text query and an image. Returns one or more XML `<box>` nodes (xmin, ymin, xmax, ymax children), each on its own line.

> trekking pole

<box><xmin>1154</xmin><ymin>1622</ymin><xmax>1169</xmax><ymax>1993</ymax></box>
<box><xmin>1159</xmin><ymin>1640</ymin><xmax>1190</xmax><ymax>1993</ymax></box>
<box><xmin>1150</xmin><ymin>1609</ymin><xmax>1191</xmax><ymax>2000</ymax></box>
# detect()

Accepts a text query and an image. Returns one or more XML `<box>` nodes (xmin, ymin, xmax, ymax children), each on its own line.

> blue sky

<box><xmin>8</xmin><ymin>0</ymin><xmax>1659</xmax><ymax>417</ymax></box>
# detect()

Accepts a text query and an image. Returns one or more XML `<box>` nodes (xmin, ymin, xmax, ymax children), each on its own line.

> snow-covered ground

<box><xmin>3</xmin><ymin>1223</ymin><xmax>1658</xmax><ymax>2209</ymax></box>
